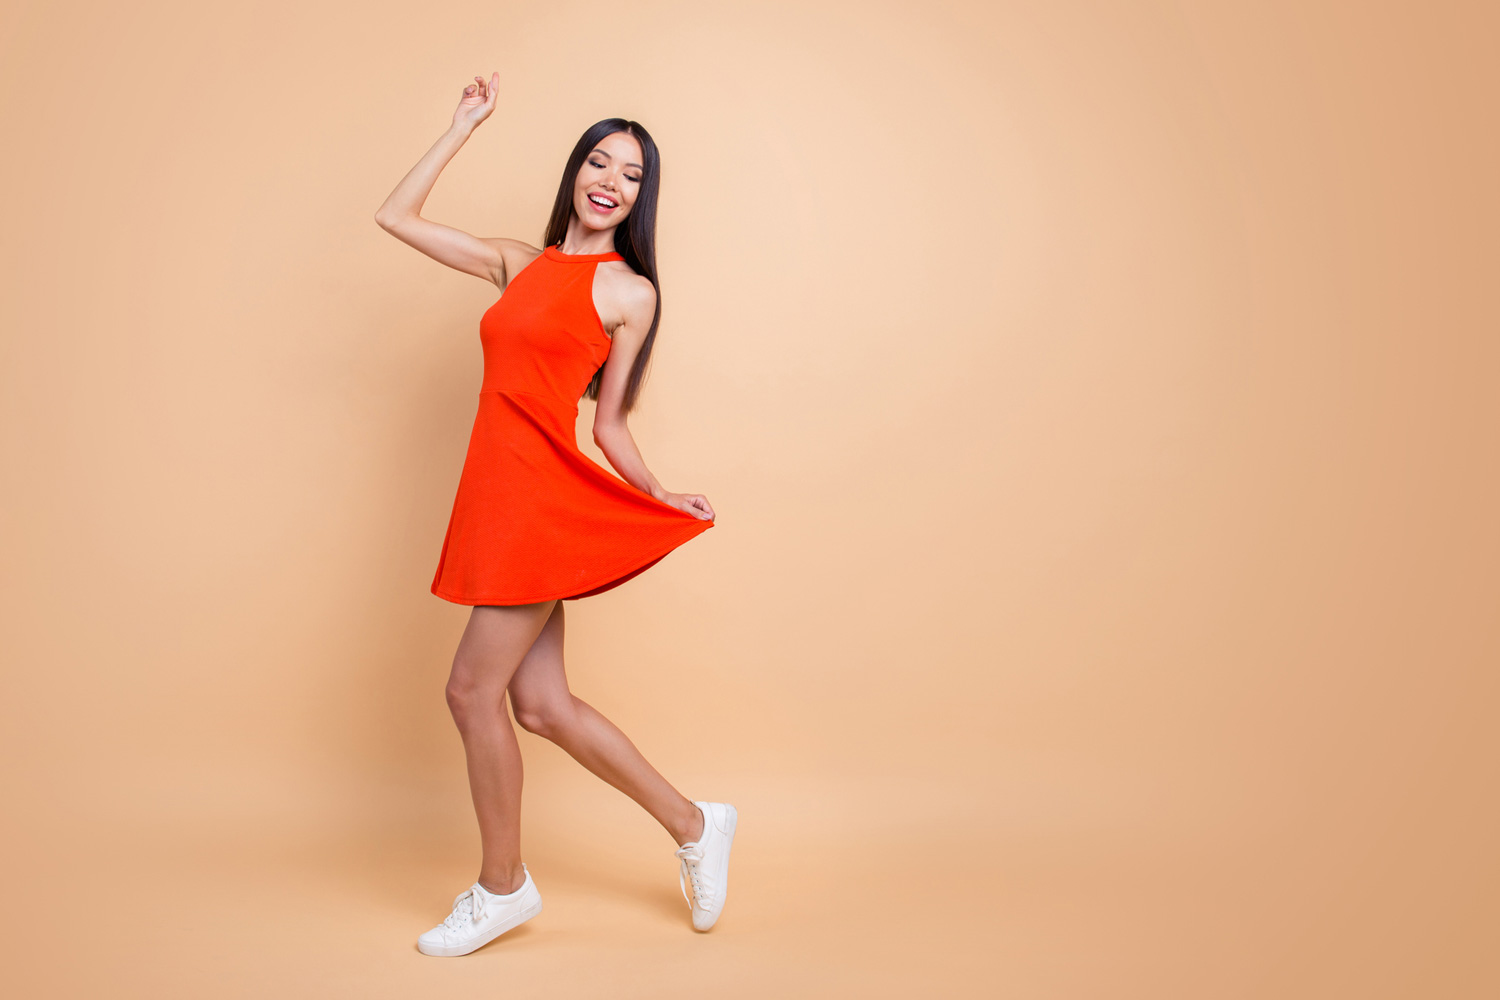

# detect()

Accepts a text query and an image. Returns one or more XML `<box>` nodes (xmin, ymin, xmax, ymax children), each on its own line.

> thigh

<box><xmin>450</xmin><ymin>600</ymin><xmax>559</xmax><ymax>694</ymax></box>
<box><xmin>507</xmin><ymin>599</ymin><xmax>572</xmax><ymax>714</ymax></box>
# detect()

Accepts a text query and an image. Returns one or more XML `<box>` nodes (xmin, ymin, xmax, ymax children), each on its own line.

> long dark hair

<box><xmin>542</xmin><ymin>118</ymin><xmax>661</xmax><ymax>414</ymax></box>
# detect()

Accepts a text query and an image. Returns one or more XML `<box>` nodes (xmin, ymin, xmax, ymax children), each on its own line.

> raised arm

<box><xmin>374</xmin><ymin>73</ymin><xmax>534</xmax><ymax>289</ymax></box>
<box><xmin>592</xmin><ymin>274</ymin><xmax>716</xmax><ymax>522</ymax></box>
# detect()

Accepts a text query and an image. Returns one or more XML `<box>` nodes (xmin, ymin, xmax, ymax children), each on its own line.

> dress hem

<box><xmin>430</xmin><ymin>516</ymin><xmax>714</xmax><ymax>606</ymax></box>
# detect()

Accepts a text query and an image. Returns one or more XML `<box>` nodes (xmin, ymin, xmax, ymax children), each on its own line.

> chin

<box><xmin>578</xmin><ymin>211</ymin><xmax>626</xmax><ymax>231</ymax></box>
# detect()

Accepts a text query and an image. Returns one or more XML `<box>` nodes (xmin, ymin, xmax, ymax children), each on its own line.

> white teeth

<box><xmin>588</xmin><ymin>194</ymin><xmax>616</xmax><ymax>208</ymax></box>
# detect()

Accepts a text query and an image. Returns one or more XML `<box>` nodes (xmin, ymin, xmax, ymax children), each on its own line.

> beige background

<box><xmin>2</xmin><ymin>1</ymin><xmax>1496</xmax><ymax>996</ymax></box>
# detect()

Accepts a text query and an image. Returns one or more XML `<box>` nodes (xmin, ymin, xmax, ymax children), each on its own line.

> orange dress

<box><xmin>430</xmin><ymin>245</ymin><xmax>715</xmax><ymax>605</ymax></box>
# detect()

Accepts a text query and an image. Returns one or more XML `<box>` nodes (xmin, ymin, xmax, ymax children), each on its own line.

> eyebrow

<box><xmin>590</xmin><ymin>148</ymin><xmax>644</xmax><ymax>171</ymax></box>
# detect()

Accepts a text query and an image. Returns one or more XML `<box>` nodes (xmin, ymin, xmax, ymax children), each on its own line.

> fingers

<box><xmin>462</xmin><ymin>73</ymin><xmax>498</xmax><ymax>109</ymax></box>
<box><xmin>664</xmin><ymin>491</ymin><xmax>715</xmax><ymax>520</ymax></box>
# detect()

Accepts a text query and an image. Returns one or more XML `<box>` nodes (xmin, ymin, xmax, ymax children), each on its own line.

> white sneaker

<box><xmin>416</xmin><ymin>864</ymin><xmax>543</xmax><ymax>957</ymax></box>
<box><xmin>674</xmin><ymin>800</ymin><xmax>737</xmax><ymax>931</ymax></box>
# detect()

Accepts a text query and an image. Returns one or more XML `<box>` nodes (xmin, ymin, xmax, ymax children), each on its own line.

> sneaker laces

<box><xmin>674</xmin><ymin>843</ymin><xmax>710</xmax><ymax>909</ymax></box>
<box><xmin>442</xmin><ymin>886</ymin><xmax>487</xmax><ymax>930</ymax></box>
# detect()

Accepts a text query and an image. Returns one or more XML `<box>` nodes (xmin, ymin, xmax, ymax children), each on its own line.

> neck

<box><xmin>559</xmin><ymin>219</ymin><xmax>618</xmax><ymax>257</ymax></box>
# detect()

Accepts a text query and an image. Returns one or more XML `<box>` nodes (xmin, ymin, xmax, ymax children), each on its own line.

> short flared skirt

<box><xmin>430</xmin><ymin>389</ymin><xmax>715</xmax><ymax>605</ymax></box>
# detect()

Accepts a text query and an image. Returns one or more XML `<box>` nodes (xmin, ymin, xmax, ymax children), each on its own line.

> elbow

<box><xmin>594</xmin><ymin>415</ymin><xmax>631</xmax><ymax>448</ymax></box>
<box><xmin>374</xmin><ymin>210</ymin><xmax>394</xmax><ymax>231</ymax></box>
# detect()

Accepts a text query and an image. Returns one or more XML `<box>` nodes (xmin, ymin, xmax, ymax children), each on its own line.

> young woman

<box><xmin>375</xmin><ymin>73</ymin><xmax>737</xmax><ymax>957</ymax></box>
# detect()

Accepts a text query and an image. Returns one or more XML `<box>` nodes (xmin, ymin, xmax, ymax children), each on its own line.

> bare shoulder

<box><xmin>479</xmin><ymin>237</ymin><xmax>544</xmax><ymax>290</ymax></box>
<box><xmin>595</xmin><ymin>260</ymin><xmax>656</xmax><ymax>333</ymax></box>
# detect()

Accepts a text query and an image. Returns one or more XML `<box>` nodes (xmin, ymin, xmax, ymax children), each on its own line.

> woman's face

<box><xmin>572</xmin><ymin>131</ymin><xmax>644</xmax><ymax>232</ymax></box>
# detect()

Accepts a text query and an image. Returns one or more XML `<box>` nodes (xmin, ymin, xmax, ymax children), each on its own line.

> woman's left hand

<box><xmin>661</xmin><ymin>491</ymin><xmax>715</xmax><ymax>521</ymax></box>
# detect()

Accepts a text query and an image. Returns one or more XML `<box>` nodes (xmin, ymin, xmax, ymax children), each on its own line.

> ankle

<box><xmin>478</xmin><ymin>867</ymin><xmax>526</xmax><ymax>896</ymax></box>
<box><xmin>674</xmin><ymin>802</ymin><xmax>705</xmax><ymax>846</ymax></box>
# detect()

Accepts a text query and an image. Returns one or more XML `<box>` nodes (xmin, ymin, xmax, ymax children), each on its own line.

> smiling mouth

<box><xmin>587</xmin><ymin>194</ymin><xmax>618</xmax><ymax>211</ymax></box>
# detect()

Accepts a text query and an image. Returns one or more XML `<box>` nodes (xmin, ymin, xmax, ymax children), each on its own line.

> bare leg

<box><xmin>445</xmin><ymin>599</ymin><xmax>559</xmax><ymax>895</ymax></box>
<box><xmin>507</xmin><ymin>601</ymin><xmax>706</xmax><ymax>847</ymax></box>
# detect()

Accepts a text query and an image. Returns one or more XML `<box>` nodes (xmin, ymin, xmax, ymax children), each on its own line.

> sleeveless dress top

<box><xmin>430</xmin><ymin>244</ymin><xmax>715</xmax><ymax>605</ymax></box>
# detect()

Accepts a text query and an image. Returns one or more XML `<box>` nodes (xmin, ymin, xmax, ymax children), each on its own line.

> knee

<box><xmin>512</xmin><ymin>695</ymin><xmax>575</xmax><ymax>740</ymax></box>
<box><xmin>444</xmin><ymin>668</ymin><xmax>493</xmax><ymax>726</ymax></box>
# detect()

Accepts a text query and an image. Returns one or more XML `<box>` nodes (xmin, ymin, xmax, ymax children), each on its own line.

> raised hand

<box><xmin>453</xmin><ymin>72</ymin><xmax>499</xmax><ymax>131</ymax></box>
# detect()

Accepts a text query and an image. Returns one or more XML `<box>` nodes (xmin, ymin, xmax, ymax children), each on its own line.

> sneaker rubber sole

<box><xmin>416</xmin><ymin>896</ymin><xmax>544</xmax><ymax>957</ymax></box>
